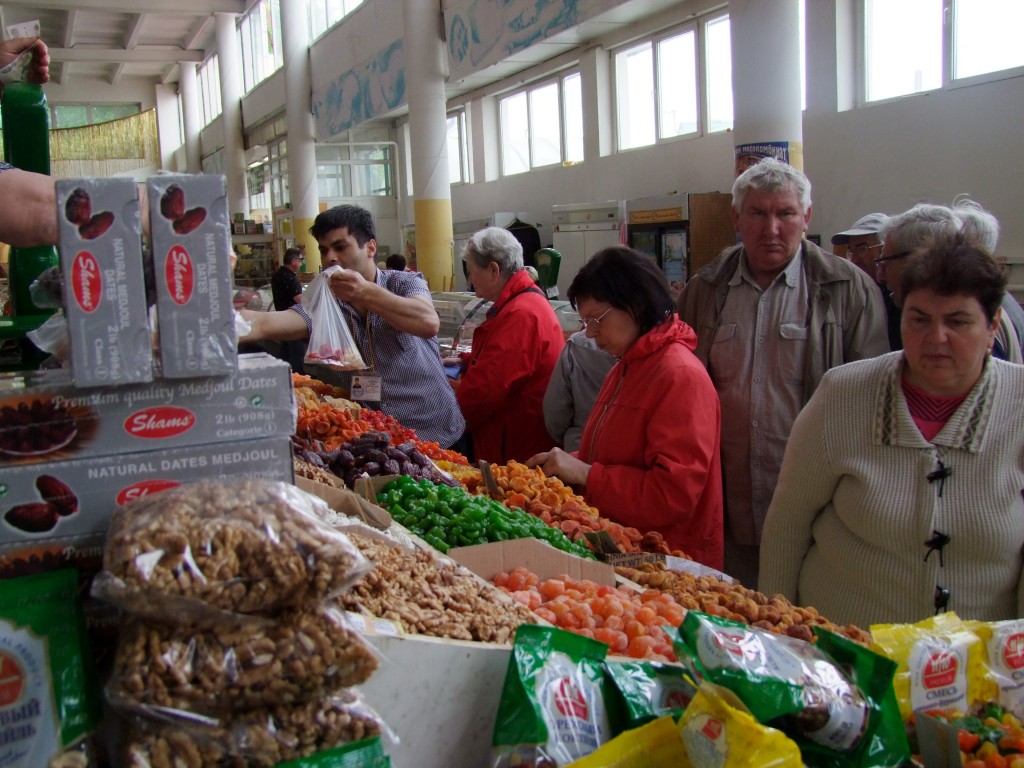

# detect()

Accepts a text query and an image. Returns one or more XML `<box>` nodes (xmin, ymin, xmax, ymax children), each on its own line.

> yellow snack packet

<box><xmin>566</xmin><ymin>716</ymin><xmax>685</xmax><ymax>767</ymax></box>
<box><xmin>966</xmin><ymin>618</ymin><xmax>1024</xmax><ymax>718</ymax></box>
<box><xmin>871</xmin><ymin>612</ymin><xmax>995</xmax><ymax>722</ymax></box>
<box><xmin>677</xmin><ymin>683</ymin><xmax>803</xmax><ymax>768</ymax></box>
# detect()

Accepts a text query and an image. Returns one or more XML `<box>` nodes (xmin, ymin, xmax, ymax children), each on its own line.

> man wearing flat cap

<box><xmin>832</xmin><ymin>213</ymin><xmax>900</xmax><ymax>350</ymax></box>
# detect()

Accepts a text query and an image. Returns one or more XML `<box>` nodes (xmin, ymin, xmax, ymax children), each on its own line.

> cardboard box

<box><xmin>295</xmin><ymin>476</ymin><xmax>393</xmax><ymax>529</ymax></box>
<box><xmin>0</xmin><ymin>353</ymin><xmax>295</xmax><ymax>467</ymax></box>
<box><xmin>148</xmin><ymin>174</ymin><xmax>236</xmax><ymax>378</ymax></box>
<box><xmin>449</xmin><ymin>538</ymin><xmax>616</xmax><ymax>586</ymax></box>
<box><xmin>0</xmin><ymin>436</ymin><xmax>293</xmax><ymax>550</ymax></box>
<box><xmin>55</xmin><ymin>178</ymin><xmax>153</xmax><ymax>386</ymax></box>
<box><xmin>601</xmin><ymin>552</ymin><xmax>735</xmax><ymax>584</ymax></box>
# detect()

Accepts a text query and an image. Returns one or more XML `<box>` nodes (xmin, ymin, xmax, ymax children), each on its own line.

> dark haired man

<box><xmin>241</xmin><ymin>205</ymin><xmax>465</xmax><ymax>448</ymax></box>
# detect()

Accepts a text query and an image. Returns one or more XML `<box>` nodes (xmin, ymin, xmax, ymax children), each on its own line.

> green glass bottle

<box><xmin>2</xmin><ymin>82</ymin><xmax>59</xmax><ymax>316</ymax></box>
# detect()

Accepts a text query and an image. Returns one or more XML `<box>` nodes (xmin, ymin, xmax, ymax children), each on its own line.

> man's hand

<box><xmin>0</xmin><ymin>37</ymin><xmax>49</xmax><ymax>85</ymax></box>
<box><xmin>328</xmin><ymin>268</ymin><xmax>370</xmax><ymax>306</ymax></box>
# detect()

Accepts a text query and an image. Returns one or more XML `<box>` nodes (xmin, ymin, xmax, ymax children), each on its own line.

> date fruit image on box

<box><xmin>148</xmin><ymin>174</ymin><xmax>236</xmax><ymax>379</ymax></box>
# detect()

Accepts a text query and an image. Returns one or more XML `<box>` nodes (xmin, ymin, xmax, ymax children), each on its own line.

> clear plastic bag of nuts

<box><xmin>117</xmin><ymin>688</ymin><xmax>392</xmax><ymax>768</ymax></box>
<box><xmin>106</xmin><ymin>602</ymin><xmax>381</xmax><ymax>714</ymax></box>
<box><xmin>91</xmin><ymin>478</ymin><xmax>373</xmax><ymax>621</ymax></box>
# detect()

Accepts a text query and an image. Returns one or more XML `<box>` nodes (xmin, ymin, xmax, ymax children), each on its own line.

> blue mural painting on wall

<box><xmin>447</xmin><ymin>0</ymin><xmax>583</xmax><ymax>77</ymax></box>
<box><xmin>313</xmin><ymin>39</ymin><xmax>406</xmax><ymax>139</ymax></box>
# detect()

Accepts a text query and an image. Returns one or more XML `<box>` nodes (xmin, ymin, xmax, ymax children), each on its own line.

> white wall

<box><xmin>43</xmin><ymin>77</ymin><xmax>157</xmax><ymax>110</ymax></box>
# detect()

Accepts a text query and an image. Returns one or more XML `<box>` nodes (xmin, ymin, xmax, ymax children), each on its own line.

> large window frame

<box><xmin>612</xmin><ymin>13</ymin><xmax>733</xmax><ymax>152</ymax></box>
<box><xmin>315</xmin><ymin>139</ymin><xmax>395</xmax><ymax>201</ymax></box>
<box><xmin>862</xmin><ymin>0</ymin><xmax>1024</xmax><ymax>104</ymax></box>
<box><xmin>239</xmin><ymin>0</ymin><xmax>283</xmax><ymax>93</ymax></box>
<box><xmin>497</xmin><ymin>69</ymin><xmax>583</xmax><ymax>177</ymax></box>
<box><xmin>308</xmin><ymin>0</ymin><xmax>364</xmax><ymax>42</ymax></box>
<box><xmin>197</xmin><ymin>55</ymin><xmax>222</xmax><ymax>127</ymax></box>
<box><xmin>447</xmin><ymin>109</ymin><xmax>470</xmax><ymax>185</ymax></box>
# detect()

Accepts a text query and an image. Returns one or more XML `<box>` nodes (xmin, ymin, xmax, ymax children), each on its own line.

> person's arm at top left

<box><xmin>0</xmin><ymin>37</ymin><xmax>57</xmax><ymax>247</ymax></box>
<box><xmin>330</xmin><ymin>269</ymin><xmax>439</xmax><ymax>338</ymax></box>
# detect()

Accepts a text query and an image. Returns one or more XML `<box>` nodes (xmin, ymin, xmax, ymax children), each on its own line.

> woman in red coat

<box><xmin>455</xmin><ymin>227</ymin><xmax>565</xmax><ymax>463</ymax></box>
<box><xmin>528</xmin><ymin>247</ymin><xmax>724</xmax><ymax>569</ymax></box>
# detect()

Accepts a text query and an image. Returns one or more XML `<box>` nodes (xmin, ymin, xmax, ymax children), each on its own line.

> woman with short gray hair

<box><xmin>454</xmin><ymin>227</ymin><xmax>565</xmax><ymax>463</ymax></box>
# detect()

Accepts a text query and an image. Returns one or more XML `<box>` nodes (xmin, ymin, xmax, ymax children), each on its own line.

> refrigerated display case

<box><xmin>551</xmin><ymin>201</ymin><xmax>624</xmax><ymax>297</ymax></box>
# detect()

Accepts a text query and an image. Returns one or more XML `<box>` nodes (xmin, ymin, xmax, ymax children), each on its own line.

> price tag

<box><xmin>351</xmin><ymin>375</ymin><xmax>382</xmax><ymax>402</ymax></box>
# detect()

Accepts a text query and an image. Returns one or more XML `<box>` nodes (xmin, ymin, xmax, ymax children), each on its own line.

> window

<box><xmin>614</xmin><ymin>16</ymin><xmax>731</xmax><ymax>150</ymax></box>
<box><xmin>268</xmin><ymin>138</ymin><xmax>288</xmax><ymax>210</ymax></box>
<box><xmin>498</xmin><ymin>70</ymin><xmax>583</xmax><ymax>176</ymax></box>
<box><xmin>447</xmin><ymin>110</ymin><xmax>470</xmax><ymax>185</ymax></box>
<box><xmin>308</xmin><ymin>0</ymin><xmax>364</xmax><ymax>41</ymax></box>
<box><xmin>51</xmin><ymin>103</ymin><xmax>140</xmax><ymax>128</ymax></box>
<box><xmin>239</xmin><ymin>0</ymin><xmax>283</xmax><ymax>92</ymax></box>
<box><xmin>704</xmin><ymin>15</ymin><xmax>733</xmax><ymax>133</ymax></box>
<box><xmin>865</xmin><ymin>0</ymin><xmax>1024</xmax><ymax>102</ymax></box>
<box><xmin>315</xmin><ymin>140</ymin><xmax>394</xmax><ymax>200</ymax></box>
<box><xmin>198</xmin><ymin>55</ymin><xmax>222</xmax><ymax>126</ymax></box>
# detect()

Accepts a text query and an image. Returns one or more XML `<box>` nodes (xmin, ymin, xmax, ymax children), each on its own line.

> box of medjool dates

<box><xmin>147</xmin><ymin>174</ymin><xmax>236</xmax><ymax>379</ymax></box>
<box><xmin>0</xmin><ymin>353</ymin><xmax>295</xmax><ymax>468</ymax></box>
<box><xmin>0</xmin><ymin>435</ymin><xmax>293</xmax><ymax>549</ymax></box>
<box><xmin>56</xmin><ymin>178</ymin><xmax>153</xmax><ymax>387</ymax></box>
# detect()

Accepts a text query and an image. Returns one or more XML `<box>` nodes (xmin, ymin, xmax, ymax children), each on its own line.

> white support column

<box><xmin>403</xmin><ymin>0</ymin><xmax>454</xmax><ymax>291</ymax></box>
<box><xmin>215</xmin><ymin>11</ymin><xmax>248</xmax><ymax>218</ymax></box>
<box><xmin>729</xmin><ymin>0</ymin><xmax>804</xmax><ymax>171</ymax></box>
<box><xmin>279</xmin><ymin>0</ymin><xmax>321</xmax><ymax>270</ymax></box>
<box><xmin>178</xmin><ymin>61</ymin><xmax>202</xmax><ymax>173</ymax></box>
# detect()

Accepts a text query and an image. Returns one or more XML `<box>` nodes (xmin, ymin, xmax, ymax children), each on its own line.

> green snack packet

<box><xmin>0</xmin><ymin>569</ymin><xmax>98</xmax><ymax>767</ymax></box>
<box><xmin>673</xmin><ymin>611</ymin><xmax>904</xmax><ymax>767</ymax></box>
<box><xmin>492</xmin><ymin>624</ymin><xmax>614</xmax><ymax>767</ymax></box>
<box><xmin>603</xmin><ymin>659</ymin><xmax>695</xmax><ymax>731</ymax></box>
<box><xmin>276</xmin><ymin>735</ymin><xmax>391</xmax><ymax>767</ymax></box>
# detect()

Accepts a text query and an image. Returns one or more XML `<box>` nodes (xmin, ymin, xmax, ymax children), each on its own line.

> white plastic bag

<box><xmin>302</xmin><ymin>267</ymin><xmax>366</xmax><ymax>371</ymax></box>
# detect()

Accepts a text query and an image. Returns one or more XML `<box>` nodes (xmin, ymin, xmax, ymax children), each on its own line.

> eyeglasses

<box><xmin>873</xmin><ymin>250</ymin><xmax>911</xmax><ymax>265</ymax></box>
<box><xmin>848</xmin><ymin>242</ymin><xmax>883</xmax><ymax>257</ymax></box>
<box><xmin>579</xmin><ymin>307</ymin><xmax>613</xmax><ymax>331</ymax></box>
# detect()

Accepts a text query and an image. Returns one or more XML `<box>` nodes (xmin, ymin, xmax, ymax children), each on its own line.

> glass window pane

<box><xmin>865</xmin><ymin>0</ymin><xmax>941</xmax><ymax>101</ymax></box>
<box><xmin>954</xmin><ymin>0</ymin><xmax>1024</xmax><ymax>79</ymax></box>
<box><xmin>53</xmin><ymin>105</ymin><xmax>88</xmax><ymax>128</ymax></box>
<box><xmin>563</xmin><ymin>72</ymin><xmax>584</xmax><ymax>162</ymax></box>
<box><xmin>529</xmin><ymin>82</ymin><xmax>562</xmax><ymax>167</ymax></box>
<box><xmin>705</xmin><ymin>16</ymin><xmax>733</xmax><ymax>132</ymax></box>
<box><xmin>658</xmin><ymin>30</ymin><xmax>697</xmax><ymax>138</ymax></box>
<box><xmin>447</xmin><ymin>114</ymin><xmax>463</xmax><ymax>183</ymax></box>
<box><xmin>91</xmin><ymin>104</ymin><xmax>139</xmax><ymax>124</ymax></box>
<box><xmin>616</xmin><ymin>42</ymin><xmax>655</xmax><ymax>150</ymax></box>
<box><xmin>500</xmin><ymin>91</ymin><xmax>530</xmax><ymax>175</ymax></box>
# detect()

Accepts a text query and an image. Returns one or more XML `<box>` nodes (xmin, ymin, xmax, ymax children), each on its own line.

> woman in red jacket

<box><xmin>528</xmin><ymin>247</ymin><xmax>724</xmax><ymax>569</ymax></box>
<box><xmin>455</xmin><ymin>227</ymin><xmax>565</xmax><ymax>463</ymax></box>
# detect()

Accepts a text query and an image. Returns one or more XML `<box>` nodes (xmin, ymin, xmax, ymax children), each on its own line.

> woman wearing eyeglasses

<box><xmin>760</xmin><ymin>235</ymin><xmax>1024</xmax><ymax>627</ymax></box>
<box><xmin>527</xmin><ymin>247</ymin><xmax>724</xmax><ymax>569</ymax></box>
<box><xmin>454</xmin><ymin>227</ymin><xmax>565</xmax><ymax>464</ymax></box>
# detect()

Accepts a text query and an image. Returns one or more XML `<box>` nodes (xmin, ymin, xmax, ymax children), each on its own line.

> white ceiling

<box><xmin>0</xmin><ymin>0</ymin><xmax>241</xmax><ymax>88</ymax></box>
<box><xmin>0</xmin><ymin>0</ymin><xmax>694</xmax><ymax>99</ymax></box>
